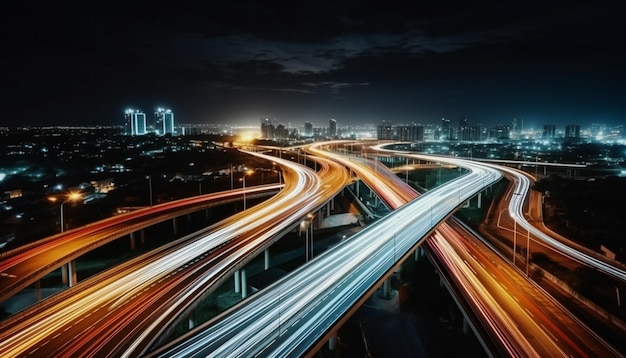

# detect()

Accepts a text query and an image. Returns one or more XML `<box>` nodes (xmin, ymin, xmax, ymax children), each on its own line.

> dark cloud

<box><xmin>1</xmin><ymin>0</ymin><xmax>625</xmax><ymax>128</ymax></box>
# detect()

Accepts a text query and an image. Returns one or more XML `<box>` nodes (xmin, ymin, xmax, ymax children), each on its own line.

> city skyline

<box><xmin>3</xmin><ymin>1</ymin><xmax>625</xmax><ymax>129</ymax></box>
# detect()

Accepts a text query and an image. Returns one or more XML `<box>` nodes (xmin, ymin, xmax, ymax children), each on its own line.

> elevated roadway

<box><xmin>148</xmin><ymin>145</ymin><xmax>506</xmax><ymax>357</ymax></box>
<box><xmin>0</xmin><ymin>185</ymin><xmax>281</xmax><ymax>307</ymax></box>
<box><xmin>151</xmin><ymin>140</ymin><xmax>621</xmax><ymax>357</ymax></box>
<box><xmin>0</xmin><ymin>150</ymin><xmax>350</xmax><ymax>357</ymax></box>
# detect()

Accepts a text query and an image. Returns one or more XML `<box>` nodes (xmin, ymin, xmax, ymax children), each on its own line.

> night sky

<box><xmin>2</xmin><ymin>1</ymin><xmax>625</xmax><ymax>129</ymax></box>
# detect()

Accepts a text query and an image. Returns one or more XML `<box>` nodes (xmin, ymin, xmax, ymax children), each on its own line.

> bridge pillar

<box><xmin>187</xmin><ymin>309</ymin><xmax>196</xmax><ymax>330</ymax></box>
<box><xmin>35</xmin><ymin>280</ymin><xmax>41</xmax><ymax>302</ymax></box>
<box><xmin>264</xmin><ymin>249</ymin><xmax>270</xmax><ymax>270</ymax></box>
<box><xmin>414</xmin><ymin>246</ymin><xmax>424</xmax><ymax>261</ymax></box>
<box><xmin>476</xmin><ymin>192</ymin><xmax>482</xmax><ymax>209</ymax></box>
<box><xmin>378</xmin><ymin>277</ymin><xmax>392</xmax><ymax>299</ymax></box>
<box><xmin>305</xmin><ymin>224</ymin><xmax>310</xmax><ymax>261</ymax></box>
<box><xmin>172</xmin><ymin>217</ymin><xmax>178</xmax><ymax>235</ymax></box>
<box><xmin>328</xmin><ymin>330</ymin><xmax>338</xmax><ymax>351</ymax></box>
<box><xmin>234</xmin><ymin>270</ymin><xmax>241</xmax><ymax>293</ymax></box>
<box><xmin>140</xmin><ymin>229</ymin><xmax>145</xmax><ymax>245</ymax></box>
<box><xmin>130</xmin><ymin>231</ymin><xmax>136</xmax><ymax>250</ymax></box>
<box><xmin>61</xmin><ymin>260</ymin><xmax>77</xmax><ymax>287</ymax></box>
<box><xmin>241</xmin><ymin>269</ymin><xmax>248</xmax><ymax>299</ymax></box>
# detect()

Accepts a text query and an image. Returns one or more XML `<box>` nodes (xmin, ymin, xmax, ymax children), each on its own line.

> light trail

<box><xmin>148</xmin><ymin>145</ymin><xmax>503</xmax><ymax>357</ymax></box>
<box><xmin>0</xmin><ymin>151</ymin><xmax>349</xmax><ymax>357</ymax></box>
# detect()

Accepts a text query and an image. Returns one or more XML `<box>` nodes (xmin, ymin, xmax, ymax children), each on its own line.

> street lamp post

<box><xmin>242</xmin><ymin>170</ymin><xmax>254</xmax><ymax>210</ymax></box>
<box><xmin>242</xmin><ymin>175</ymin><xmax>247</xmax><ymax>210</ymax></box>
<box><xmin>51</xmin><ymin>192</ymin><xmax>82</xmax><ymax>233</ymax></box>
<box><xmin>230</xmin><ymin>163</ymin><xmax>233</xmax><ymax>190</ymax></box>
<box><xmin>405</xmin><ymin>157</ymin><xmax>409</xmax><ymax>183</ymax></box>
<box><xmin>146</xmin><ymin>175</ymin><xmax>153</xmax><ymax>206</ymax></box>
<box><xmin>511</xmin><ymin>192</ymin><xmax>522</xmax><ymax>266</ymax></box>
<box><xmin>513</xmin><ymin>218</ymin><xmax>517</xmax><ymax>265</ymax></box>
<box><xmin>60</xmin><ymin>200</ymin><xmax>68</xmax><ymax>233</ymax></box>
<box><xmin>526</xmin><ymin>224</ymin><xmax>531</xmax><ymax>276</ymax></box>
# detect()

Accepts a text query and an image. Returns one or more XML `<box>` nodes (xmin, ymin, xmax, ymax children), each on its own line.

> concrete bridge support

<box><xmin>378</xmin><ymin>277</ymin><xmax>392</xmax><ymax>299</ymax></box>
<box><xmin>241</xmin><ymin>269</ymin><xmax>248</xmax><ymax>299</ymax></box>
<box><xmin>188</xmin><ymin>308</ymin><xmax>197</xmax><ymax>330</ymax></box>
<box><xmin>61</xmin><ymin>260</ymin><xmax>77</xmax><ymax>287</ymax></box>
<box><xmin>264</xmin><ymin>249</ymin><xmax>270</xmax><ymax>270</ymax></box>
<box><xmin>328</xmin><ymin>330</ymin><xmax>338</xmax><ymax>351</ymax></box>
<box><xmin>130</xmin><ymin>231</ymin><xmax>136</xmax><ymax>250</ymax></box>
<box><xmin>415</xmin><ymin>246</ymin><xmax>424</xmax><ymax>261</ymax></box>
<box><xmin>35</xmin><ymin>280</ymin><xmax>41</xmax><ymax>302</ymax></box>
<box><xmin>234</xmin><ymin>270</ymin><xmax>241</xmax><ymax>293</ymax></box>
<box><xmin>129</xmin><ymin>230</ymin><xmax>146</xmax><ymax>250</ymax></box>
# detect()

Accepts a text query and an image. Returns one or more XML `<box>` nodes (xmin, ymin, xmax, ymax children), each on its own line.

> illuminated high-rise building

<box><xmin>124</xmin><ymin>109</ymin><xmax>147</xmax><ymax>136</ymax></box>
<box><xmin>328</xmin><ymin>118</ymin><xmax>337</xmax><ymax>137</ymax></box>
<box><xmin>304</xmin><ymin>121</ymin><xmax>313</xmax><ymax>137</ymax></box>
<box><xmin>260</xmin><ymin>118</ymin><xmax>274</xmax><ymax>139</ymax></box>
<box><xmin>397</xmin><ymin>125</ymin><xmax>424</xmax><ymax>142</ymax></box>
<box><xmin>565</xmin><ymin>124</ymin><xmax>580</xmax><ymax>139</ymax></box>
<box><xmin>542</xmin><ymin>124</ymin><xmax>556</xmax><ymax>139</ymax></box>
<box><xmin>377</xmin><ymin>120</ymin><xmax>394</xmax><ymax>140</ymax></box>
<box><xmin>512</xmin><ymin>117</ymin><xmax>523</xmax><ymax>138</ymax></box>
<box><xmin>155</xmin><ymin>108</ymin><xmax>175</xmax><ymax>136</ymax></box>
<box><xmin>441</xmin><ymin>117</ymin><xmax>452</xmax><ymax>140</ymax></box>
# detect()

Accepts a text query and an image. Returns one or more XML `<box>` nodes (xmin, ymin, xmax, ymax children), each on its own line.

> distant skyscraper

<box><xmin>565</xmin><ymin>124</ymin><xmax>580</xmax><ymax>139</ymax></box>
<box><xmin>155</xmin><ymin>108</ymin><xmax>175</xmax><ymax>135</ymax></box>
<box><xmin>397</xmin><ymin>125</ymin><xmax>424</xmax><ymax>142</ymax></box>
<box><xmin>328</xmin><ymin>118</ymin><xmax>337</xmax><ymax>137</ymax></box>
<box><xmin>490</xmin><ymin>125</ymin><xmax>510</xmax><ymax>140</ymax></box>
<box><xmin>303</xmin><ymin>121</ymin><xmax>313</xmax><ymax>137</ymax></box>
<box><xmin>275</xmin><ymin>123</ymin><xmax>289</xmax><ymax>139</ymax></box>
<box><xmin>260</xmin><ymin>118</ymin><xmax>274</xmax><ymax>139</ymax></box>
<box><xmin>458</xmin><ymin>117</ymin><xmax>479</xmax><ymax>141</ymax></box>
<box><xmin>377</xmin><ymin>123</ymin><xmax>394</xmax><ymax>140</ymax></box>
<box><xmin>543</xmin><ymin>124</ymin><xmax>556</xmax><ymax>139</ymax></box>
<box><xmin>460</xmin><ymin>125</ymin><xmax>481</xmax><ymax>141</ymax></box>
<box><xmin>124</xmin><ymin>109</ymin><xmax>147</xmax><ymax>136</ymax></box>
<box><xmin>512</xmin><ymin>117</ymin><xmax>524</xmax><ymax>135</ymax></box>
<box><xmin>441</xmin><ymin>117</ymin><xmax>451</xmax><ymax>140</ymax></box>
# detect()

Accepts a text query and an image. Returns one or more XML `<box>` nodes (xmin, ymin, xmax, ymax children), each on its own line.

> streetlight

<box><xmin>534</xmin><ymin>155</ymin><xmax>542</xmax><ymax>181</ymax></box>
<box><xmin>526</xmin><ymin>222</ymin><xmax>531</xmax><ymax>276</ymax></box>
<box><xmin>229</xmin><ymin>163</ymin><xmax>234</xmax><ymax>190</ymax></box>
<box><xmin>301</xmin><ymin>213</ymin><xmax>315</xmax><ymax>262</ymax></box>
<box><xmin>511</xmin><ymin>192</ymin><xmax>522</xmax><ymax>266</ymax></box>
<box><xmin>49</xmin><ymin>192</ymin><xmax>82</xmax><ymax>233</ymax></box>
<box><xmin>146</xmin><ymin>175</ymin><xmax>153</xmax><ymax>206</ymax></box>
<box><xmin>242</xmin><ymin>170</ymin><xmax>254</xmax><ymax>210</ymax></box>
